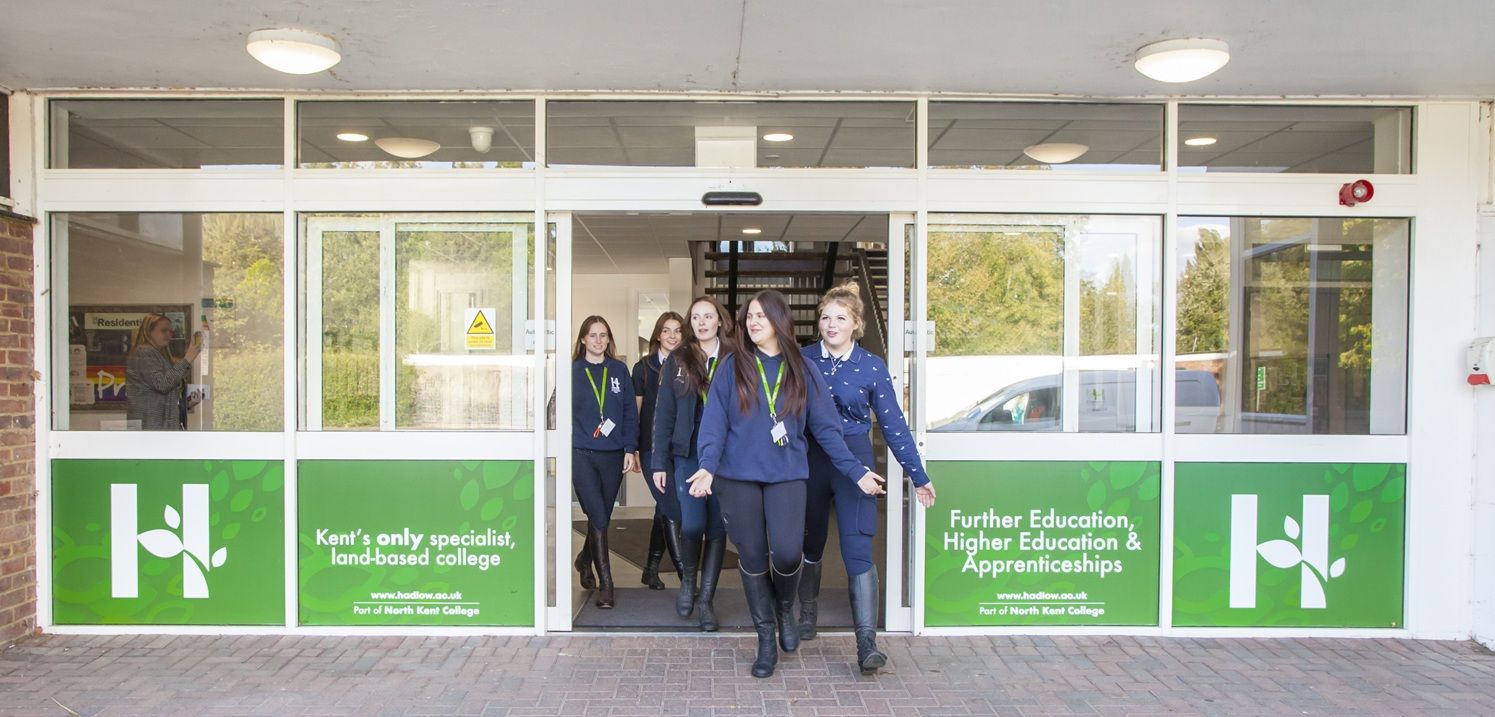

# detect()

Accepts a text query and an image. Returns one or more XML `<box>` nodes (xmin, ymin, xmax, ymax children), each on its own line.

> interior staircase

<box><xmin>701</xmin><ymin>241</ymin><xmax>889</xmax><ymax>352</ymax></box>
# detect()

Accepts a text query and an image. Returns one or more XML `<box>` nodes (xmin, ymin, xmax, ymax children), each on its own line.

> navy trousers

<box><xmin>804</xmin><ymin>431</ymin><xmax>878</xmax><ymax>577</ymax></box>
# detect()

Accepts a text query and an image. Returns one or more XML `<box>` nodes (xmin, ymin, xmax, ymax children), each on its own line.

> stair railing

<box><xmin>853</xmin><ymin>248</ymin><xmax>888</xmax><ymax>357</ymax></box>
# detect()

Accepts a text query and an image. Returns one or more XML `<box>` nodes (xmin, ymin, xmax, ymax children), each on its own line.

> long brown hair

<box><xmin>677</xmin><ymin>296</ymin><xmax>733</xmax><ymax>396</ymax></box>
<box><xmin>572</xmin><ymin>315</ymin><xmax>618</xmax><ymax>361</ymax></box>
<box><xmin>731</xmin><ymin>290</ymin><xmax>808</xmax><ymax>417</ymax></box>
<box><xmin>646</xmin><ymin>311</ymin><xmax>685</xmax><ymax>357</ymax></box>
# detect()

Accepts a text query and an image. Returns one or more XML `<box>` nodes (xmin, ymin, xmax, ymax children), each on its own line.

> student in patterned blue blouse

<box><xmin>799</xmin><ymin>282</ymin><xmax>938</xmax><ymax>674</ymax></box>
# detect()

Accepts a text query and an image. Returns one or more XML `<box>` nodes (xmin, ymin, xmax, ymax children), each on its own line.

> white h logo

<box><xmin>1229</xmin><ymin>494</ymin><xmax>1345</xmax><ymax>609</ymax></box>
<box><xmin>111</xmin><ymin>484</ymin><xmax>227</xmax><ymax>599</ymax></box>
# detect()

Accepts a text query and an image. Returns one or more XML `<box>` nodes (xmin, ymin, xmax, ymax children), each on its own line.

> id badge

<box><xmin>769</xmin><ymin>420</ymin><xmax>788</xmax><ymax>445</ymax></box>
<box><xmin>599</xmin><ymin>418</ymin><xmax>617</xmax><ymax>437</ymax></box>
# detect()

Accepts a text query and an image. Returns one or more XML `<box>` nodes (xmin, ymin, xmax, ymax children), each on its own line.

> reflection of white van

<box><xmin>930</xmin><ymin>370</ymin><xmax>1224</xmax><ymax>433</ymax></box>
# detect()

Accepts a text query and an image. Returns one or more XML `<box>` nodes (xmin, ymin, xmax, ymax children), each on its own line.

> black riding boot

<box><xmin>574</xmin><ymin>531</ymin><xmax>596</xmax><ymax>590</ymax></box>
<box><xmin>797</xmin><ymin>559</ymin><xmax>823</xmax><ymax>641</ymax></box>
<box><xmin>770</xmin><ymin>560</ymin><xmax>802</xmax><ymax>653</ymax></box>
<box><xmin>641</xmin><ymin>515</ymin><xmax>667</xmax><ymax>590</ymax></box>
<box><xmin>676</xmin><ymin>533</ymin><xmax>700</xmax><ymax>618</ymax></box>
<box><xmin>741</xmin><ymin>568</ymin><xmax>779</xmax><ymax>678</ymax></box>
<box><xmin>849</xmin><ymin>567</ymin><xmax>887</xmax><ymax>673</ymax></box>
<box><xmin>590</xmin><ymin>525</ymin><xmax>615</xmax><ymax>609</ymax></box>
<box><xmin>662</xmin><ymin>517</ymin><xmax>685</xmax><ymax>575</ymax></box>
<box><xmin>695</xmin><ymin>536</ymin><xmax>725</xmax><ymax>632</ymax></box>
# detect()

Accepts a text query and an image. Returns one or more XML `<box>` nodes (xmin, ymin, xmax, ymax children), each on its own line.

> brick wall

<box><xmin>0</xmin><ymin>210</ymin><xmax>35</xmax><ymax>642</ymax></box>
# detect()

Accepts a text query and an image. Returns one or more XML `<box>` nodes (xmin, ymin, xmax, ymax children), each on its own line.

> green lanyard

<box><xmin>584</xmin><ymin>365</ymin><xmax>608</xmax><ymax>419</ymax></box>
<box><xmin>699</xmin><ymin>356</ymin><xmax>718</xmax><ymax>404</ymax></box>
<box><xmin>755</xmin><ymin>355</ymin><xmax>783</xmax><ymax>421</ymax></box>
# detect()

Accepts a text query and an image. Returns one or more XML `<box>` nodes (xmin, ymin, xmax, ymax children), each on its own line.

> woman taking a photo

<box><xmin>125</xmin><ymin>313</ymin><xmax>202</xmax><ymax>430</ymax></box>
<box><xmin>632</xmin><ymin>312</ymin><xmax>685</xmax><ymax>592</ymax></box>
<box><xmin>799</xmin><ymin>282</ymin><xmax>937</xmax><ymax>674</ymax></box>
<box><xmin>689</xmin><ymin>290</ymin><xmax>883</xmax><ymax>678</ymax></box>
<box><xmin>570</xmin><ymin>316</ymin><xmax>639</xmax><ymax>609</ymax></box>
<box><xmin>651</xmin><ymin>297</ymin><xmax>731</xmax><ymax>631</ymax></box>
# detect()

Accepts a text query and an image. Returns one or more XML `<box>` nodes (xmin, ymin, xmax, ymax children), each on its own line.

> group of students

<box><xmin>569</xmin><ymin>283</ymin><xmax>936</xmax><ymax>679</ymax></box>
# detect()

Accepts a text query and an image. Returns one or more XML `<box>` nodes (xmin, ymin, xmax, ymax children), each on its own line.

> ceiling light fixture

<box><xmin>336</xmin><ymin>132</ymin><xmax>369</xmax><ymax>143</ymax></box>
<box><xmin>1133</xmin><ymin>38</ymin><xmax>1230</xmax><ymax>83</ymax></box>
<box><xmin>1023</xmin><ymin>142</ymin><xmax>1089</xmax><ymax>164</ymax></box>
<box><xmin>1184</xmin><ymin>136</ymin><xmax>1218</xmax><ymax>147</ymax></box>
<box><xmin>762</xmin><ymin>132</ymin><xmax>794</xmax><ymax>142</ymax></box>
<box><xmin>246</xmin><ymin>28</ymin><xmax>342</xmax><ymax>75</ymax></box>
<box><xmin>469</xmin><ymin>126</ymin><xmax>494</xmax><ymax>154</ymax></box>
<box><xmin>741</xmin><ymin>228</ymin><xmax>763</xmax><ymax>235</ymax></box>
<box><xmin>374</xmin><ymin>137</ymin><xmax>441</xmax><ymax>159</ymax></box>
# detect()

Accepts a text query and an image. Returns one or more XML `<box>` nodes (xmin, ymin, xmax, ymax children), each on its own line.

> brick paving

<box><xmin>2</xmin><ymin>633</ymin><xmax>1494</xmax><ymax>716</ymax></box>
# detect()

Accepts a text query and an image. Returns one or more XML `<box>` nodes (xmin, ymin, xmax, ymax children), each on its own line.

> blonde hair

<box><xmin>818</xmin><ymin>281</ymin><xmax>866</xmax><ymax>339</ymax></box>
<box><xmin>129</xmin><ymin>313</ymin><xmax>173</xmax><ymax>358</ymax></box>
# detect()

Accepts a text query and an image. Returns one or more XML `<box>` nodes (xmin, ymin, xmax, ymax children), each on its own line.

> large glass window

<box><xmin>54</xmin><ymin>213</ymin><xmax>285</xmax><ymax>430</ymax></box>
<box><xmin>298</xmin><ymin>101</ymin><xmax>535</xmax><ymax>169</ymax></box>
<box><xmin>547</xmin><ymin>101</ymin><xmax>915</xmax><ymax>168</ymax></box>
<box><xmin>926</xmin><ymin>215</ymin><xmax>1161</xmax><ymax>433</ymax></box>
<box><xmin>49</xmin><ymin>100</ymin><xmax>283</xmax><ymax>169</ymax></box>
<box><xmin>1175</xmin><ymin>217</ymin><xmax>1409</xmax><ymax>434</ymax></box>
<box><xmin>302</xmin><ymin>214</ymin><xmax>534</xmax><ymax>430</ymax></box>
<box><xmin>1178</xmin><ymin>105</ymin><xmax>1412</xmax><ymax>174</ymax></box>
<box><xmin>928</xmin><ymin>102</ymin><xmax>1162</xmax><ymax>171</ymax></box>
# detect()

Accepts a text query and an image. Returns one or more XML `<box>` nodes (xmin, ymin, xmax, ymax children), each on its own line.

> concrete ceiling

<box><xmin>2</xmin><ymin>1</ymin><xmax>1493</xmax><ymax>97</ymax></box>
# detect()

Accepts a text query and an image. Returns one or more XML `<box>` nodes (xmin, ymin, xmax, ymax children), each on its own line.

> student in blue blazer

<box><xmin>651</xmin><ymin>296</ymin><xmax>732</xmax><ymax>631</ymax></box>
<box><xmin>632</xmin><ymin>311</ymin><xmax>685</xmax><ymax>591</ymax></box>
<box><xmin>799</xmin><ymin>282</ymin><xmax>938</xmax><ymax>674</ymax></box>
<box><xmin>571</xmin><ymin>316</ymin><xmax>639</xmax><ymax>610</ymax></box>
<box><xmin>689</xmin><ymin>290</ymin><xmax>885</xmax><ymax>678</ymax></box>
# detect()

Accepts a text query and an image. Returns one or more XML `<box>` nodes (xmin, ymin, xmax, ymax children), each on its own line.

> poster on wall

<box><xmin>1172</xmin><ymin>462</ymin><xmax>1406</xmax><ymax>627</ymax></box>
<box><xmin>923</xmin><ymin>461</ymin><xmax>1161</xmax><ymax>626</ymax></box>
<box><xmin>68</xmin><ymin>304</ymin><xmax>192</xmax><ymax>408</ymax></box>
<box><xmin>51</xmin><ymin>459</ymin><xmax>286</xmax><ymax>625</ymax></box>
<box><xmin>298</xmin><ymin>460</ymin><xmax>535</xmax><ymax>626</ymax></box>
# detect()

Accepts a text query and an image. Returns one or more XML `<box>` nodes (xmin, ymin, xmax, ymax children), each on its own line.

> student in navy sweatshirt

<box><xmin>571</xmin><ymin>316</ymin><xmax>639</xmax><ymax>610</ymax></box>
<box><xmin>689</xmin><ymin>290</ymin><xmax>884</xmax><ymax>678</ymax></box>
<box><xmin>651</xmin><ymin>296</ymin><xmax>732</xmax><ymax>631</ymax></box>
<box><xmin>632</xmin><ymin>311</ymin><xmax>685</xmax><ymax>591</ymax></box>
<box><xmin>799</xmin><ymin>282</ymin><xmax>938</xmax><ymax>674</ymax></box>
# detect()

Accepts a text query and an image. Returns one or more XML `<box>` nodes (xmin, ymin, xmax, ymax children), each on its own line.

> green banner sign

<box><xmin>52</xmin><ymin>460</ymin><xmax>285</xmax><ymax>625</ymax></box>
<box><xmin>924</xmin><ymin>461</ymin><xmax>1161</xmax><ymax>626</ymax></box>
<box><xmin>1172</xmin><ymin>462</ymin><xmax>1405</xmax><ymax>627</ymax></box>
<box><xmin>298</xmin><ymin>460</ymin><xmax>534</xmax><ymax>626</ymax></box>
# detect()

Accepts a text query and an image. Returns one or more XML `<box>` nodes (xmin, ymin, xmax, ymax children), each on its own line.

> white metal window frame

<box><xmin>10</xmin><ymin>92</ymin><xmax>1481</xmax><ymax>643</ymax></box>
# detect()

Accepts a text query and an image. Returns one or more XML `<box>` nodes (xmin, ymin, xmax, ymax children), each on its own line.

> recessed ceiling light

<box><xmin>374</xmin><ymin>137</ymin><xmax>441</xmax><ymax>159</ymax></box>
<box><xmin>1022</xmin><ymin>142</ymin><xmax>1089</xmax><ymax>164</ymax></box>
<box><xmin>741</xmin><ymin>228</ymin><xmax>763</xmax><ymax>235</ymax></box>
<box><xmin>246</xmin><ymin>28</ymin><xmax>342</xmax><ymax>75</ymax></box>
<box><xmin>1134</xmin><ymin>38</ymin><xmax>1230</xmax><ymax>83</ymax></box>
<box><xmin>336</xmin><ymin>132</ymin><xmax>369</xmax><ymax>143</ymax></box>
<box><xmin>1184</xmin><ymin>136</ymin><xmax>1218</xmax><ymax>147</ymax></box>
<box><xmin>763</xmin><ymin>133</ymin><xmax>794</xmax><ymax>142</ymax></box>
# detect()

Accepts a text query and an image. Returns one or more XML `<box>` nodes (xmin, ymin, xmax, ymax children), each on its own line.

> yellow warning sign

<box><xmin>464</xmin><ymin>308</ymin><xmax>497</xmax><ymax>350</ymax></box>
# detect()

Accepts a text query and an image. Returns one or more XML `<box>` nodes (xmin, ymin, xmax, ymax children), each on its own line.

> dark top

<box><xmin>802</xmin><ymin>341</ymin><xmax>930</xmax><ymax>487</ymax></box>
<box><xmin>696</xmin><ymin>349</ymin><xmax>867</xmax><ymax>485</ymax></box>
<box><xmin>631</xmin><ymin>351</ymin><xmax>664</xmax><ymax>465</ymax></box>
<box><xmin>572</xmin><ymin>357</ymin><xmax>638</xmax><ymax>452</ymax></box>
<box><xmin>651</xmin><ymin>349</ymin><xmax>722</xmax><ymax>475</ymax></box>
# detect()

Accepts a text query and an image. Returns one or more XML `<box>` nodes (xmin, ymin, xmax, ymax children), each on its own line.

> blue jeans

<box><xmin>674</xmin><ymin>454</ymin><xmax>725</xmax><ymax>540</ymax></box>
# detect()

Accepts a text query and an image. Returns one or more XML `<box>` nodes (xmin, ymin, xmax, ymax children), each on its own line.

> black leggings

<box><xmin>716</xmin><ymin>476</ymin><xmax>805</xmax><ymax>575</ymax></box>
<box><xmin>573</xmin><ymin>448</ymin><xmax>624</xmax><ymax>531</ymax></box>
